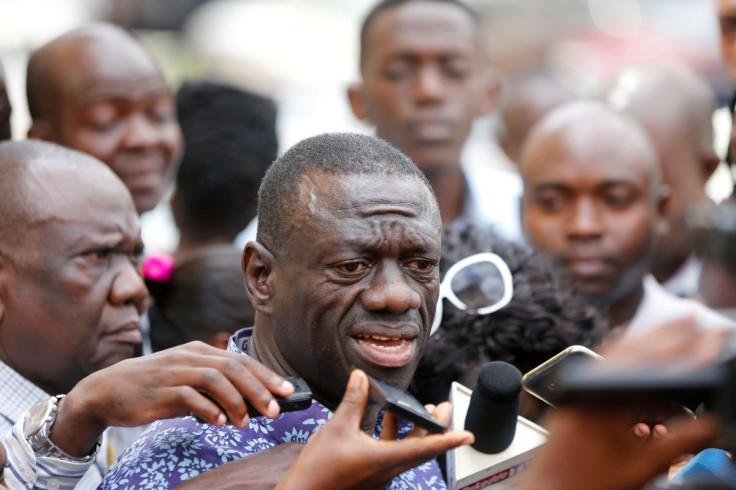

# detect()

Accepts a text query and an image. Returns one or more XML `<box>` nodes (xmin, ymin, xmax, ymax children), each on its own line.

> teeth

<box><xmin>357</xmin><ymin>338</ymin><xmax>407</xmax><ymax>350</ymax></box>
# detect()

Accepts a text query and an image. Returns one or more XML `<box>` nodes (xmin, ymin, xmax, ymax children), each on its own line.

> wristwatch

<box><xmin>22</xmin><ymin>395</ymin><xmax>100</xmax><ymax>463</ymax></box>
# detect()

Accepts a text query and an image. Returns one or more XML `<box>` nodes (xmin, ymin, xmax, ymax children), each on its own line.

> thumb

<box><xmin>331</xmin><ymin>369</ymin><xmax>369</xmax><ymax>427</ymax></box>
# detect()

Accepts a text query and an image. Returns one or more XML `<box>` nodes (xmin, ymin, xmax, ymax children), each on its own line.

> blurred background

<box><xmin>0</xmin><ymin>0</ymin><xmax>731</xmax><ymax>197</ymax></box>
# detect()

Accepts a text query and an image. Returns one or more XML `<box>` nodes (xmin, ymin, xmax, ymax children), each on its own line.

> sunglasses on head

<box><xmin>430</xmin><ymin>252</ymin><xmax>514</xmax><ymax>336</ymax></box>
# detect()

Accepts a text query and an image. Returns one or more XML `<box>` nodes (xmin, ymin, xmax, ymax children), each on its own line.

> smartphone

<box><xmin>247</xmin><ymin>376</ymin><xmax>313</xmax><ymax>417</ymax></box>
<box><xmin>522</xmin><ymin>345</ymin><xmax>604</xmax><ymax>408</ymax></box>
<box><xmin>365</xmin><ymin>373</ymin><xmax>447</xmax><ymax>434</ymax></box>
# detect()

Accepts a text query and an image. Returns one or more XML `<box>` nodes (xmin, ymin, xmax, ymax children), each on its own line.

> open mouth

<box><xmin>354</xmin><ymin>334</ymin><xmax>416</xmax><ymax>368</ymax></box>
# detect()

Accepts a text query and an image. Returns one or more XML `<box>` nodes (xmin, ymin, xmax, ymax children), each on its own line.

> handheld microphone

<box><xmin>447</xmin><ymin>362</ymin><xmax>548</xmax><ymax>489</ymax></box>
<box><xmin>465</xmin><ymin>362</ymin><xmax>522</xmax><ymax>454</ymax></box>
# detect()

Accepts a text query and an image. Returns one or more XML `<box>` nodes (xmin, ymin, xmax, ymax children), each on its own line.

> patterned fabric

<box><xmin>102</xmin><ymin>327</ymin><xmax>446</xmax><ymax>489</ymax></box>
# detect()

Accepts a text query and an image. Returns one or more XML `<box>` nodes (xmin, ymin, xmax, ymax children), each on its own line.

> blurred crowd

<box><xmin>2</xmin><ymin>0</ymin><xmax>736</xmax><ymax>489</ymax></box>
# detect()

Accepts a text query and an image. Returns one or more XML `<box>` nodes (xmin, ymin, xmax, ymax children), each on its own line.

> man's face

<box><xmin>352</xmin><ymin>1</ymin><xmax>490</xmax><ymax>172</ymax></box>
<box><xmin>720</xmin><ymin>0</ymin><xmax>736</xmax><ymax>83</ymax></box>
<box><xmin>521</xmin><ymin>130</ymin><xmax>662</xmax><ymax>303</ymax></box>
<box><xmin>2</xmin><ymin>164</ymin><xmax>147</xmax><ymax>393</ymax></box>
<box><xmin>48</xmin><ymin>37</ymin><xmax>182</xmax><ymax>214</ymax></box>
<box><xmin>269</xmin><ymin>173</ymin><xmax>441</xmax><ymax>405</ymax></box>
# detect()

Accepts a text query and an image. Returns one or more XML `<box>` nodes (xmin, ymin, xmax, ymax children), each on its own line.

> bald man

<box><xmin>26</xmin><ymin>22</ymin><xmax>182</xmax><ymax>216</ymax></box>
<box><xmin>520</xmin><ymin>100</ymin><xmax>731</xmax><ymax>336</ymax></box>
<box><xmin>0</xmin><ymin>140</ymin><xmax>295</xmax><ymax>489</ymax></box>
<box><xmin>605</xmin><ymin>63</ymin><xmax>719</xmax><ymax>298</ymax></box>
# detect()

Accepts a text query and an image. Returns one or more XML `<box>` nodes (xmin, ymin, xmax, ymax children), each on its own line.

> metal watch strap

<box><xmin>24</xmin><ymin>395</ymin><xmax>101</xmax><ymax>463</ymax></box>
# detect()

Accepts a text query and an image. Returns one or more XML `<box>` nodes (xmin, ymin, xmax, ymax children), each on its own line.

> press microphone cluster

<box><xmin>447</xmin><ymin>362</ymin><xmax>547</xmax><ymax>489</ymax></box>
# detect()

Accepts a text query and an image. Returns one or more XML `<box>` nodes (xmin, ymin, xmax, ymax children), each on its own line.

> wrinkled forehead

<box><xmin>286</xmin><ymin>172</ymin><xmax>441</xmax><ymax>253</ymax></box>
<box><xmin>28</xmin><ymin>163</ymin><xmax>139</xmax><ymax>228</ymax></box>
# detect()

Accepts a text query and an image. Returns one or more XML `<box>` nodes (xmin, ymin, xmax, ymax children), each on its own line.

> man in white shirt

<box><xmin>0</xmin><ymin>140</ymin><xmax>294</xmax><ymax>489</ymax></box>
<box><xmin>346</xmin><ymin>0</ymin><xmax>523</xmax><ymax>241</ymax></box>
<box><xmin>518</xmin><ymin>100</ymin><xmax>732</xmax><ymax>336</ymax></box>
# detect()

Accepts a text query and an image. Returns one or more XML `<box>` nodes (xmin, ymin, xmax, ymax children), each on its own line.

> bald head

<box><xmin>27</xmin><ymin>23</ymin><xmax>159</xmax><ymax>123</ymax></box>
<box><xmin>0</xmin><ymin>140</ymin><xmax>134</xmax><ymax>256</ymax></box>
<box><xmin>521</xmin><ymin>100</ymin><xmax>661</xmax><ymax>190</ymax></box>
<box><xmin>519</xmin><ymin>100</ymin><xmax>667</xmax><ymax>316</ymax></box>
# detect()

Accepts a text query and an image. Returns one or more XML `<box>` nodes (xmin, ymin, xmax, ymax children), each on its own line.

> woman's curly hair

<box><xmin>411</xmin><ymin>226</ymin><xmax>609</xmax><ymax>405</ymax></box>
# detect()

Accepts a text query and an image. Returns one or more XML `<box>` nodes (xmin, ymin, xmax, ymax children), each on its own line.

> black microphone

<box><xmin>464</xmin><ymin>361</ymin><xmax>523</xmax><ymax>454</ymax></box>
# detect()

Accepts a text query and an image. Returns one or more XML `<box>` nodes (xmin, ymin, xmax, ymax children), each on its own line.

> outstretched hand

<box><xmin>50</xmin><ymin>341</ymin><xmax>294</xmax><ymax>457</ymax></box>
<box><xmin>275</xmin><ymin>369</ymin><xmax>474</xmax><ymax>490</ymax></box>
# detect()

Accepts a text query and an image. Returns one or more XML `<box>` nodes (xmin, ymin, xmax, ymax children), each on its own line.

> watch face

<box><xmin>22</xmin><ymin>399</ymin><xmax>53</xmax><ymax>438</ymax></box>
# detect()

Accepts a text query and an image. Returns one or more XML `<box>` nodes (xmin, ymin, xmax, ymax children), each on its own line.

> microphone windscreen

<box><xmin>465</xmin><ymin>361</ymin><xmax>522</xmax><ymax>454</ymax></box>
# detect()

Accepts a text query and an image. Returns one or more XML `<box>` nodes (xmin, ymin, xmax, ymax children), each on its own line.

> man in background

<box><xmin>347</xmin><ymin>0</ymin><xmax>523</xmax><ymax>240</ymax></box>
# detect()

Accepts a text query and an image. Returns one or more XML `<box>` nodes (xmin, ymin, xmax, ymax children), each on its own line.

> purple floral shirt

<box><xmin>101</xmin><ymin>328</ymin><xmax>446</xmax><ymax>489</ymax></box>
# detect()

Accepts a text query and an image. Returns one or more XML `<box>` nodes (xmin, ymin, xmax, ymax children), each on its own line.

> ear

<box><xmin>242</xmin><ymin>242</ymin><xmax>275</xmax><ymax>316</ymax></box>
<box><xmin>27</xmin><ymin>119</ymin><xmax>55</xmax><ymax>142</ymax></box>
<box><xmin>655</xmin><ymin>184</ymin><xmax>671</xmax><ymax>238</ymax></box>
<box><xmin>347</xmin><ymin>82</ymin><xmax>368</xmax><ymax>121</ymax></box>
<box><xmin>476</xmin><ymin>69</ymin><xmax>500</xmax><ymax>116</ymax></box>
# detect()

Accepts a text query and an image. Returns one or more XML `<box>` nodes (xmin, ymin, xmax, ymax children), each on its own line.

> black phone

<box><xmin>247</xmin><ymin>376</ymin><xmax>313</xmax><ymax>417</ymax></box>
<box><xmin>365</xmin><ymin>372</ymin><xmax>447</xmax><ymax>434</ymax></box>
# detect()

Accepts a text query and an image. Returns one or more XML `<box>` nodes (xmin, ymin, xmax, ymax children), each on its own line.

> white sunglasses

<box><xmin>430</xmin><ymin>252</ymin><xmax>514</xmax><ymax>336</ymax></box>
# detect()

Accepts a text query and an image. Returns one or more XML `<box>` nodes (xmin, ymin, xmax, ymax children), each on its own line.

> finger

<box><xmin>431</xmin><ymin>402</ymin><xmax>453</xmax><ymax>428</ymax></box>
<box><xmin>179</xmin><ymin>349</ymin><xmax>288</xmax><ymax>422</ymax></box>
<box><xmin>380</xmin><ymin>430</ymin><xmax>475</xmax><ymax>475</ymax></box>
<box><xmin>644</xmin><ymin>417</ymin><xmax>719</xmax><ymax>472</ymax></box>
<box><xmin>331</xmin><ymin>369</ymin><xmax>369</xmax><ymax>430</ymax></box>
<box><xmin>632</xmin><ymin>423</ymin><xmax>651</xmax><ymax>440</ymax></box>
<box><xmin>172</xmin><ymin>364</ymin><xmax>255</xmax><ymax>427</ymax></box>
<box><xmin>652</xmin><ymin>424</ymin><xmax>668</xmax><ymax>439</ymax></box>
<box><xmin>380</xmin><ymin>411</ymin><xmax>400</xmax><ymax>440</ymax></box>
<box><xmin>167</xmin><ymin>386</ymin><xmax>228</xmax><ymax>426</ymax></box>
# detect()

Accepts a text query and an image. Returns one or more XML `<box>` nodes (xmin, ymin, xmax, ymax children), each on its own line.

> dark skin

<box><xmin>0</xmin><ymin>161</ymin><xmax>148</xmax><ymax>395</ymax></box>
<box><xmin>520</xmin><ymin>101</ymin><xmax>668</xmax><ymax>328</ymax></box>
<box><xmin>48</xmin><ymin>341</ymin><xmax>294</xmax><ymax>458</ymax></box>
<box><xmin>244</xmin><ymin>172</ymin><xmax>442</xmax><ymax>431</ymax></box>
<box><xmin>347</xmin><ymin>1</ymin><xmax>496</xmax><ymax>226</ymax></box>
<box><xmin>27</xmin><ymin>24</ymin><xmax>182</xmax><ymax>214</ymax></box>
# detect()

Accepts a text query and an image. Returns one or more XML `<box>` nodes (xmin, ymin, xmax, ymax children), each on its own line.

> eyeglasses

<box><xmin>430</xmin><ymin>252</ymin><xmax>514</xmax><ymax>335</ymax></box>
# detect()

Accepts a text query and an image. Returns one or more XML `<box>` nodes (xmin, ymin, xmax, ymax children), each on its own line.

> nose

<box><xmin>361</xmin><ymin>261</ymin><xmax>422</xmax><ymax>313</ymax></box>
<box><xmin>414</xmin><ymin>65</ymin><xmax>445</xmax><ymax>104</ymax></box>
<box><xmin>110</xmin><ymin>258</ymin><xmax>149</xmax><ymax>314</ymax></box>
<box><xmin>567</xmin><ymin>198</ymin><xmax>604</xmax><ymax>240</ymax></box>
<box><xmin>121</xmin><ymin>113</ymin><xmax>159</xmax><ymax>151</ymax></box>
